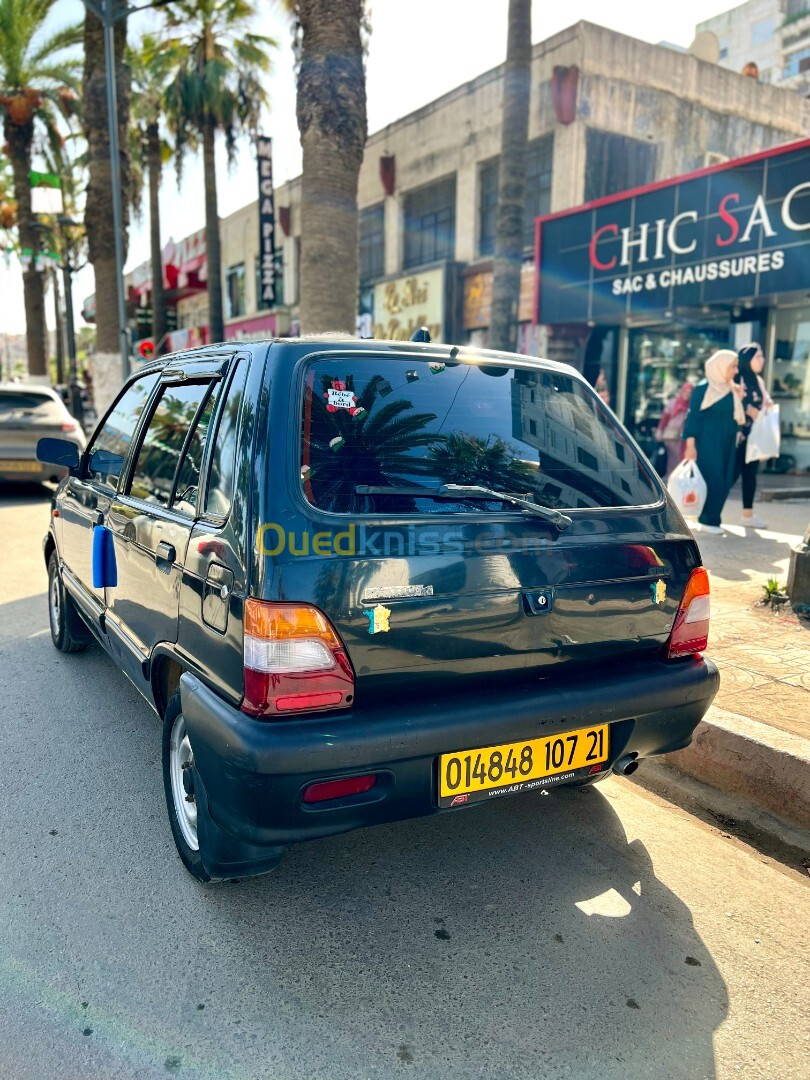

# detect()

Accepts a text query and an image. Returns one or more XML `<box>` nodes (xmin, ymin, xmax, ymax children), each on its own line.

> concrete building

<box><xmin>212</xmin><ymin>20</ymin><xmax>808</xmax><ymax>367</ymax></box>
<box><xmin>110</xmin><ymin>20</ymin><xmax>810</xmax><ymax>468</ymax></box>
<box><xmin>697</xmin><ymin>0</ymin><xmax>810</xmax><ymax>91</ymax></box>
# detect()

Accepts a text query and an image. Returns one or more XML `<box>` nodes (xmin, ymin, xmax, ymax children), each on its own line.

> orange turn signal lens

<box><xmin>244</xmin><ymin>599</ymin><xmax>342</xmax><ymax>646</ymax></box>
<box><xmin>666</xmin><ymin>567</ymin><xmax>710</xmax><ymax>658</ymax></box>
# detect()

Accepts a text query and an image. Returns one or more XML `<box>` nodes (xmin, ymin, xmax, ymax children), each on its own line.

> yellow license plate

<box><xmin>438</xmin><ymin>724</ymin><xmax>609</xmax><ymax>806</ymax></box>
<box><xmin>0</xmin><ymin>460</ymin><xmax>40</xmax><ymax>472</ymax></box>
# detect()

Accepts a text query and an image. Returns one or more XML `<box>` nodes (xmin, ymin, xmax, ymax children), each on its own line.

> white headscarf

<box><xmin>700</xmin><ymin>350</ymin><xmax>746</xmax><ymax>426</ymax></box>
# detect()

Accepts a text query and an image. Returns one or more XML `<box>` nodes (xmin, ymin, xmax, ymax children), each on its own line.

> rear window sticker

<box><xmin>325</xmin><ymin>383</ymin><xmax>357</xmax><ymax>412</ymax></box>
<box><xmin>329</xmin><ymin>436</ymin><xmax>345</xmax><ymax>452</ymax></box>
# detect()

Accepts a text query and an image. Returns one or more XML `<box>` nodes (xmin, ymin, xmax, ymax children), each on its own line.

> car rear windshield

<box><xmin>299</xmin><ymin>355</ymin><xmax>659</xmax><ymax>514</ymax></box>
<box><xmin>0</xmin><ymin>390</ymin><xmax>61</xmax><ymax>416</ymax></box>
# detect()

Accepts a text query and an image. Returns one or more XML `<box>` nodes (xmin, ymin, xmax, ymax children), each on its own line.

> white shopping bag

<box><xmin>746</xmin><ymin>404</ymin><xmax>781</xmax><ymax>463</ymax></box>
<box><xmin>667</xmin><ymin>460</ymin><xmax>707</xmax><ymax>519</ymax></box>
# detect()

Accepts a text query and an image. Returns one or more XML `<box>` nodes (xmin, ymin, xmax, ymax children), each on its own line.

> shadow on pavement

<box><xmin>0</xmin><ymin>610</ymin><xmax>729</xmax><ymax>1080</ymax></box>
<box><xmin>0</xmin><ymin>481</ymin><xmax>55</xmax><ymax>508</ymax></box>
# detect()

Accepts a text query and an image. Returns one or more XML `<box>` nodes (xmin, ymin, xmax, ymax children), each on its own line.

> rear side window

<box><xmin>171</xmin><ymin>387</ymin><xmax>220</xmax><ymax>516</ymax></box>
<box><xmin>128</xmin><ymin>381</ymin><xmax>214</xmax><ymax>508</ymax></box>
<box><xmin>87</xmin><ymin>372</ymin><xmax>160</xmax><ymax>488</ymax></box>
<box><xmin>205</xmin><ymin>360</ymin><xmax>247</xmax><ymax>518</ymax></box>
<box><xmin>300</xmin><ymin>356</ymin><xmax>659</xmax><ymax>513</ymax></box>
<box><xmin>0</xmin><ymin>390</ymin><xmax>62</xmax><ymax>416</ymax></box>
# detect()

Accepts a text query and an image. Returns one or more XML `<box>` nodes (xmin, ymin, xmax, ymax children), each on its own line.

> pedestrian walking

<box><xmin>682</xmin><ymin>349</ymin><xmax>746</xmax><ymax>533</ymax></box>
<box><xmin>655</xmin><ymin>381</ymin><xmax>693</xmax><ymax>480</ymax></box>
<box><xmin>733</xmin><ymin>343</ymin><xmax>772</xmax><ymax>530</ymax></box>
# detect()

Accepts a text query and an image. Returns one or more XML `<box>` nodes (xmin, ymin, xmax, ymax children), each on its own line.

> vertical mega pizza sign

<box><xmin>535</xmin><ymin>140</ymin><xmax>810</xmax><ymax>323</ymax></box>
<box><xmin>257</xmin><ymin>136</ymin><xmax>276</xmax><ymax>309</ymax></box>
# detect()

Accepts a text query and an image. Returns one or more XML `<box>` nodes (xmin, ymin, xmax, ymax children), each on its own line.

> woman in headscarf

<box><xmin>682</xmin><ymin>350</ymin><xmax>746</xmax><ymax>533</ymax></box>
<box><xmin>655</xmin><ymin>381</ymin><xmax>693</xmax><ymax>480</ymax></box>
<box><xmin>733</xmin><ymin>343</ymin><xmax>773</xmax><ymax>530</ymax></box>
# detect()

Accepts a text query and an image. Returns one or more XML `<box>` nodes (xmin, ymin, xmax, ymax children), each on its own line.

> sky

<box><xmin>1</xmin><ymin>0</ymin><xmax>740</xmax><ymax>339</ymax></box>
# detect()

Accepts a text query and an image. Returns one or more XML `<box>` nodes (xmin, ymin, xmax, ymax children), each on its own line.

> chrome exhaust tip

<box><xmin>614</xmin><ymin>753</ymin><xmax>639</xmax><ymax>776</ymax></box>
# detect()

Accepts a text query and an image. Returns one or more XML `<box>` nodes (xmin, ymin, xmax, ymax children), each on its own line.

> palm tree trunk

<box><xmin>4</xmin><ymin>117</ymin><xmax>47</xmax><ymax>378</ymax></box>
<box><xmin>146</xmin><ymin>121</ymin><xmax>167</xmax><ymax>350</ymax></box>
<box><xmin>83</xmin><ymin>3</ymin><xmax>131</xmax><ymax>411</ymax></box>
<box><xmin>295</xmin><ymin>0</ymin><xmax>367</xmax><ymax>334</ymax></box>
<box><xmin>490</xmin><ymin>0</ymin><xmax>531</xmax><ymax>353</ymax></box>
<box><xmin>202</xmin><ymin>117</ymin><xmax>223</xmax><ymax>344</ymax></box>
<box><xmin>51</xmin><ymin>269</ymin><xmax>65</xmax><ymax>384</ymax></box>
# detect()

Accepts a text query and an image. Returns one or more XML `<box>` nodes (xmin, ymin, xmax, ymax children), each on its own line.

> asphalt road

<box><xmin>0</xmin><ymin>484</ymin><xmax>808</xmax><ymax>1080</ymax></box>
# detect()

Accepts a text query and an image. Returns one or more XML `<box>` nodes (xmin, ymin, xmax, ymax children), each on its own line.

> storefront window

<box><xmin>226</xmin><ymin>263</ymin><xmax>246</xmax><ymax>319</ymax></box>
<box><xmin>360</xmin><ymin>203</ymin><xmax>385</xmax><ymax>283</ymax></box>
<box><xmin>771</xmin><ymin>305</ymin><xmax>810</xmax><ymax>472</ymax></box>
<box><xmin>625</xmin><ymin>323</ymin><xmax>729</xmax><ymax>458</ymax></box>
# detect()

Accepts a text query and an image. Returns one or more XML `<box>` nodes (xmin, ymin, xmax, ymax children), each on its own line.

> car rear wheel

<box><xmin>47</xmin><ymin>552</ymin><xmax>88</xmax><ymax>654</ymax></box>
<box><xmin>162</xmin><ymin>689</ymin><xmax>211</xmax><ymax>882</ymax></box>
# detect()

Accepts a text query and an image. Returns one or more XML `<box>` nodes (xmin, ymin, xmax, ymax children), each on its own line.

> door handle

<box><xmin>156</xmin><ymin>541</ymin><xmax>176</xmax><ymax>565</ymax></box>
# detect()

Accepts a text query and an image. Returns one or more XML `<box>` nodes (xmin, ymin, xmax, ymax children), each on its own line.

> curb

<box><xmin>658</xmin><ymin>706</ymin><xmax>810</xmax><ymax>834</ymax></box>
<box><xmin>758</xmin><ymin>486</ymin><xmax>810</xmax><ymax>502</ymax></box>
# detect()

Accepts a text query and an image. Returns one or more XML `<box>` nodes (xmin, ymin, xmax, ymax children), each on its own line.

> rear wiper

<box><xmin>437</xmin><ymin>484</ymin><xmax>572</xmax><ymax>531</ymax></box>
<box><xmin>353</xmin><ymin>484</ymin><xmax>572</xmax><ymax>531</ymax></box>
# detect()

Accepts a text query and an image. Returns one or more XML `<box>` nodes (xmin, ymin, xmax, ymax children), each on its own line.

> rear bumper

<box><xmin>0</xmin><ymin>462</ymin><xmax>66</xmax><ymax>483</ymax></box>
<box><xmin>181</xmin><ymin>656</ymin><xmax>719</xmax><ymax>877</ymax></box>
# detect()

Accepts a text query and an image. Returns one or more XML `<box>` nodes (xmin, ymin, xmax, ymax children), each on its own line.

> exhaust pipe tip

<box><xmin>614</xmin><ymin>753</ymin><xmax>639</xmax><ymax>776</ymax></box>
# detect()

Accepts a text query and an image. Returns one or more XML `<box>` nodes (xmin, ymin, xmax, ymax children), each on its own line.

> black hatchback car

<box><xmin>38</xmin><ymin>339</ymin><xmax>718</xmax><ymax>881</ymax></box>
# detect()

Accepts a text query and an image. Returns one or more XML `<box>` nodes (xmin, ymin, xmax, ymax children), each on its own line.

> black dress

<box><xmin>682</xmin><ymin>382</ymin><xmax>742</xmax><ymax>526</ymax></box>
<box><xmin>733</xmin><ymin>377</ymin><xmax>765</xmax><ymax>510</ymax></box>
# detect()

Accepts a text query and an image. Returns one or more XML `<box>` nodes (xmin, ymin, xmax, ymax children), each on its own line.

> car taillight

<box><xmin>666</xmin><ymin>567</ymin><xmax>710</xmax><ymax>659</ymax></box>
<box><xmin>241</xmin><ymin>600</ymin><xmax>355</xmax><ymax>717</ymax></box>
<box><xmin>61</xmin><ymin>420</ymin><xmax>78</xmax><ymax>432</ymax></box>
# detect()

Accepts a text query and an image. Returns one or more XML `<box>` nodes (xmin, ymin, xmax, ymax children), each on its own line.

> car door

<box><xmin>58</xmin><ymin>370</ymin><xmax>161</xmax><ymax>628</ymax></box>
<box><xmin>105</xmin><ymin>358</ymin><xmax>234</xmax><ymax>687</ymax></box>
<box><xmin>178</xmin><ymin>355</ymin><xmax>252</xmax><ymax>703</ymax></box>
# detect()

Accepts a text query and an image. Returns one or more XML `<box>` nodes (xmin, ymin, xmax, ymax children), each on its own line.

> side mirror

<box><xmin>88</xmin><ymin>448</ymin><xmax>125</xmax><ymax>478</ymax></box>
<box><xmin>37</xmin><ymin>437</ymin><xmax>80</xmax><ymax>471</ymax></box>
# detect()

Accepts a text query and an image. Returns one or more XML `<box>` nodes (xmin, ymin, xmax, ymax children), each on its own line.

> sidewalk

<box><xmin>697</xmin><ymin>495</ymin><xmax>809</xmax><ymax>740</ymax></box>
<box><xmin>656</xmin><ymin>494</ymin><xmax>810</xmax><ymax>835</ymax></box>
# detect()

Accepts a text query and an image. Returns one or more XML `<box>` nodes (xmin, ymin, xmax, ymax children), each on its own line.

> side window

<box><xmin>128</xmin><ymin>382</ymin><xmax>214</xmax><ymax>508</ymax></box>
<box><xmin>205</xmin><ymin>360</ymin><xmax>248</xmax><ymax>518</ymax></box>
<box><xmin>172</xmin><ymin>385</ymin><xmax>221</xmax><ymax>516</ymax></box>
<box><xmin>87</xmin><ymin>372</ymin><xmax>160</xmax><ymax>488</ymax></box>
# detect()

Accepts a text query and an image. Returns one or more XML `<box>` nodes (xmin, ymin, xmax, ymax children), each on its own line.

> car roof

<box><xmin>153</xmin><ymin>337</ymin><xmax>582</xmax><ymax>380</ymax></box>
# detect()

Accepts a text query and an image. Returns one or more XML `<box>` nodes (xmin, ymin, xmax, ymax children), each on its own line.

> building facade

<box><xmin>697</xmin><ymin>0</ymin><xmax>810</xmax><ymax>90</ymax></box>
<box><xmin>100</xmin><ymin>20</ymin><xmax>810</xmax><ymax>466</ymax></box>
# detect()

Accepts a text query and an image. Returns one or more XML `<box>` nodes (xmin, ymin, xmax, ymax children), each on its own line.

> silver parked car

<box><xmin>0</xmin><ymin>384</ymin><xmax>87</xmax><ymax>483</ymax></box>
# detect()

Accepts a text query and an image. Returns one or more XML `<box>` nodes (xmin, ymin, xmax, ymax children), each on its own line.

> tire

<box><xmin>47</xmin><ymin>551</ymin><xmax>88</xmax><ymax>654</ymax></box>
<box><xmin>162</xmin><ymin>689</ymin><xmax>211</xmax><ymax>882</ymax></box>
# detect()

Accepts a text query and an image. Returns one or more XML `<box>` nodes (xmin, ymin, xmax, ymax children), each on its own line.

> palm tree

<box><xmin>305</xmin><ymin>374</ymin><xmax>438</xmax><ymax>513</ymax></box>
<box><xmin>0</xmin><ymin>151</ymin><xmax>16</xmax><ymax>248</ymax></box>
<box><xmin>0</xmin><ymin>0</ymin><xmax>81</xmax><ymax>377</ymax></box>
<box><xmin>165</xmin><ymin>0</ymin><xmax>275</xmax><ymax>345</ymax></box>
<box><xmin>288</xmin><ymin>1</ymin><xmax>368</xmax><ymax>334</ymax></box>
<box><xmin>130</xmin><ymin>34</ymin><xmax>175</xmax><ymax>352</ymax></box>
<box><xmin>83</xmin><ymin>0</ymin><xmax>130</xmax><ymax>408</ymax></box>
<box><xmin>489</xmin><ymin>0</ymin><xmax>531</xmax><ymax>352</ymax></box>
<box><xmin>428</xmin><ymin>432</ymin><xmax>536</xmax><ymax>491</ymax></box>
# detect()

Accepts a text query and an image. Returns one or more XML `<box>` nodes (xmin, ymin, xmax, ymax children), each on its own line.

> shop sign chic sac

<box><xmin>536</xmin><ymin>140</ymin><xmax>810</xmax><ymax>324</ymax></box>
